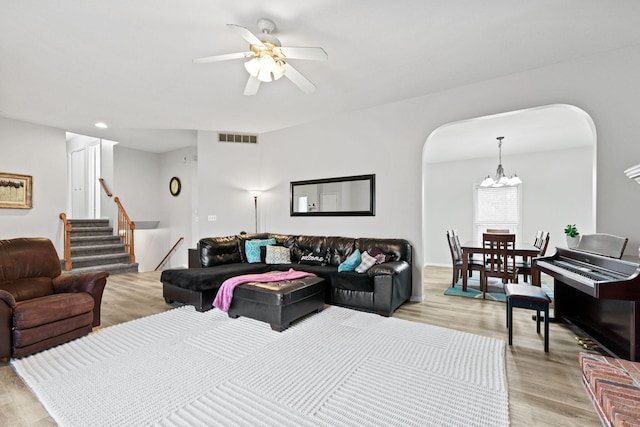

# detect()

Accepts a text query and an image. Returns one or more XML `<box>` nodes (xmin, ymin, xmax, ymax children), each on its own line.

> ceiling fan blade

<box><xmin>227</xmin><ymin>24</ymin><xmax>265</xmax><ymax>47</ymax></box>
<box><xmin>193</xmin><ymin>52</ymin><xmax>252</xmax><ymax>63</ymax></box>
<box><xmin>278</xmin><ymin>46</ymin><xmax>327</xmax><ymax>61</ymax></box>
<box><xmin>244</xmin><ymin>75</ymin><xmax>261</xmax><ymax>96</ymax></box>
<box><xmin>283</xmin><ymin>63</ymin><xmax>316</xmax><ymax>94</ymax></box>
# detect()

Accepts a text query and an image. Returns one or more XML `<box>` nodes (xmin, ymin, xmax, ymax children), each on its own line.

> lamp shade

<box><xmin>244</xmin><ymin>58</ymin><xmax>261</xmax><ymax>77</ymax></box>
<box><xmin>248</xmin><ymin>190</ymin><xmax>262</xmax><ymax>198</ymax></box>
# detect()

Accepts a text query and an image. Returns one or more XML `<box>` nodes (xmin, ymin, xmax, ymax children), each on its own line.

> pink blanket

<box><xmin>213</xmin><ymin>269</ymin><xmax>317</xmax><ymax>312</ymax></box>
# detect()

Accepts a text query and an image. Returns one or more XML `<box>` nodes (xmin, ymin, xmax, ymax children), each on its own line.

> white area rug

<box><xmin>12</xmin><ymin>306</ymin><xmax>509</xmax><ymax>427</ymax></box>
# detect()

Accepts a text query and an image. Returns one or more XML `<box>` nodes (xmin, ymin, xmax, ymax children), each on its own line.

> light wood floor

<box><xmin>0</xmin><ymin>267</ymin><xmax>601</xmax><ymax>426</ymax></box>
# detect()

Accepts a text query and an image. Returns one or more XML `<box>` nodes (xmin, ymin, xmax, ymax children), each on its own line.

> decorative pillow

<box><xmin>355</xmin><ymin>251</ymin><xmax>377</xmax><ymax>273</ymax></box>
<box><xmin>338</xmin><ymin>249</ymin><xmax>361</xmax><ymax>272</ymax></box>
<box><xmin>298</xmin><ymin>250</ymin><xmax>329</xmax><ymax>266</ymax></box>
<box><xmin>265</xmin><ymin>245</ymin><xmax>291</xmax><ymax>264</ymax></box>
<box><xmin>245</xmin><ymin>238</ymin><xmax>276</xmax><ymax>263</ymax></box>
<box><xmin>368</xmin><ymin>247</ymin><xmax>394</xmax><ymax>264</ymax></box>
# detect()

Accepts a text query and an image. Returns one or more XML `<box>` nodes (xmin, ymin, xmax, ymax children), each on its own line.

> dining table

<box><xmin>460</xmin><ymin>241</ymin><xmax>541</xmax><ymax>291</ymax></box>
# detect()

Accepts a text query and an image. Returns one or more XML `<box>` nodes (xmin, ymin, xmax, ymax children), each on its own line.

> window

<box><xmin>473</xmin><ymin>185</ymin><xmax>522</xmax><ymax>241</ymax></box>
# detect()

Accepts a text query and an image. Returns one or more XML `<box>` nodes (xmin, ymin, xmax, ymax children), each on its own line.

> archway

<box><xmin>422</xmin><ymin>104</ymin><xmax>596</xmax><ymax>271</ymax></box>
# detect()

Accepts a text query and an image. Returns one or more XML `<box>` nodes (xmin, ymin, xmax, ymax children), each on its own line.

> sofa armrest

<box><xmin>0</xmin><ymin>289</ymin><xmax>16</xmax><ymax>309</ymax></box>
<box><xmin>367</xmin><ymin>261</ymin><xmax>409</xmax><ymax>277</ymax></box>
<box><xmin>369</xmin><ymin>261</ymin><xmax>412</xmax><ymax>316</ymax></box>
<box><xmin>52</xmin><ymin>272</ymin><xmax>109</xmax><ymax>327</ymax></box>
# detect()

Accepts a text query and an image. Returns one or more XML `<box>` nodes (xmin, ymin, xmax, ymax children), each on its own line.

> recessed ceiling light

<box><xmin>95</xmin><ymin>122</ymin><xmax>108</xmax><ymax>129</ymax></box>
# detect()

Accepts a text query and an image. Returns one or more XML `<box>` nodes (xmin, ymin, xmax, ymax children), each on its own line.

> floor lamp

<box><xmin>248</xmin><ymin>190</ymin><xmax>262</xmax><ymax>233</ymax></box>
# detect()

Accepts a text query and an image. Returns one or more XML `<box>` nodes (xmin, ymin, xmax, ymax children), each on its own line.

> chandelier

<box><xmin>480</xmin><ymin>136</ymin><xmax>522</xmax><ymax>187</ymax></box>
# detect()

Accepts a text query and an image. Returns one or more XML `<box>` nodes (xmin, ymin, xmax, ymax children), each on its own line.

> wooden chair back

<box><xmin>533</xmin><ymin>230</ymin><xmax>543</xmax><ymax>247</ymax></box>
<box><xmin>446</xmin><ymin>230</ymin><xmax>460</xmax><ymax>264</ymax></box>
<box><xmin>483</xmin><ymin>233</ymin><xmax>517</xmax><ymax>281</ymax></box>
<box><xmin>538</xmin><ymin>232</ymin><xmax>550</xmax><ymax>256</ymax></box>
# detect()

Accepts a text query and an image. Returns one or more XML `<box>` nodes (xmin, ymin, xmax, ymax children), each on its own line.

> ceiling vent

<box><xmin>218</xmin><ymin>133</ymin><xmax>258</xmax><ymax>144</ymax></box>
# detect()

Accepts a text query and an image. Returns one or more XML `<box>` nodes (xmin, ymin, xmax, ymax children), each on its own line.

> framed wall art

<box><xmin>0</xmin><ymin>172</ymin><xmax>33</xmax><ymax>209</ymax></box>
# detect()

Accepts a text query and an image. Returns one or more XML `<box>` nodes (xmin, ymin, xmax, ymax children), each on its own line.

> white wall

<box><xmin>113</xmin><ymin>146</ymin><xmax>163</xmax><ymax>222</ymax></box>
<box><xmin>160</xmin><ymin>146</ymin><xmax>197</xmax><ymax>268</ymax></box>
<box><xmin>0</xmin><ymin>117</ymin><xmax>67</xmax><ymax>254</ymax></box>
<box><xmin>195</xmin><ymin>132</ymin><xmax>266</xmax><ymax>238</ymax></box>
<box><xmin>425</xmin><ymin>146</ymin><xmax>594</xmax><ymax>266</ymax></box>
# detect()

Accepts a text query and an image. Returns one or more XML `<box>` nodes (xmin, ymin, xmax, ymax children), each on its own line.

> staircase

<box><xmin>64</xmin><ymin>219</ymin><xmax>139</xmax><ymax>275</ymax></box>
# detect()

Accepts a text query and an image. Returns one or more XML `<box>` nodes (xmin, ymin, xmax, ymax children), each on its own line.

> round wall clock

<box><xmin>169</xmin><ymin>176</ymin><xmax>181</xmax><ymax>196</ymax></box>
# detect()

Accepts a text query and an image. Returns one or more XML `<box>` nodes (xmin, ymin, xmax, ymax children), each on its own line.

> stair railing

<box><xmin>98</xmin><ymin>178</ymin><xmax>113</xmax><ymax>197</ymax></box>
<box><xmin>59</xmin><ymin>212</ymin><xmax>73</xmax><ymax>271</ymax></box>
<box><xmin>114</xmin><ymin>196</ymin><xmax>135</xmax><ymax>264</ymax></box>
<box><xmin>99</xmin><ymin>178</ymin><xmax>136</xmax><ymax>264</ymax></box>
<box><xmin>155</xmin><ymin>237</ymin><xmax>184</xmax><ymax>271</ymax></box>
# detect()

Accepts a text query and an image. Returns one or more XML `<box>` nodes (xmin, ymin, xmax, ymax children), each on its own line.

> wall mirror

<box><xmin>290</xmin><ymin>174</ymin><xmax>375</xmax><ymax>216</ymax></box>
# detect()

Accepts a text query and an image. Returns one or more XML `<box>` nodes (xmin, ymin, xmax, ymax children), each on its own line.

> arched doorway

<box><xmin>422</xmin><ymin>104</ymin><xmax>596</xmax><ymax>269</ymax></box>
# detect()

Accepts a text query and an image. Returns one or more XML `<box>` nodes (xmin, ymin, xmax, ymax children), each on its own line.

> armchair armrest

<box><xmin>52</xmin><ymin>272</ymin><xmax>109</xmax><ymax>327</ymax></box>
<box><xmin>0</xmin><ymin>289</ymin><xmax>16</xmax><ymax>309</ymax></box>
<box><xmin>52</xmin><ymin>272</ymin><xmax>109</xmax><ymax>294</ymax></box>
<box><xmin>367</xmin><ymin>261</ymin><xmax>409</xmax><ymax>277</ymax></box>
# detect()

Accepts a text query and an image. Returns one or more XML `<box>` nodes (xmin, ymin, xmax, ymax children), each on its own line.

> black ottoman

<box><xmin>228</xmin><ymin>276</ymin><xmax>326</xmax><ymax>331</ymax></box>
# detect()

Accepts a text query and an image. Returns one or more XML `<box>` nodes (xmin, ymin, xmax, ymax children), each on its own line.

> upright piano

<box><xmin>534</xmin><ymin>247</ymin><xmax>640</xmax><ymax>361</ymax></box>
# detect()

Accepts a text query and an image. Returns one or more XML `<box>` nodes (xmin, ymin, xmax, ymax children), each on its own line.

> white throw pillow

<box><xmin>265</xmin><ymin>245</ymin><xmax>291</xmax><ymax>264</ymax></box>
<box><xmin>355</xmin><ymin>251</ymin><xmax>376</xmax><ymax>273</ymax></box>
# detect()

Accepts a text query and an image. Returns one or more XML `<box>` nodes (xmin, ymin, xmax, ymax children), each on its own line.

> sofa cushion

<box><xmin>13</xmin><ymin>293</ymin><xmax>94</xmax><ymax>329</ymax></box>
<box><xmin>291</xmin><ymin>235</ymin><xmax>326</xmax><ymax>262</ymax></box>
<box><xmin>328</xmin><ymin>271</ymin><xmax>373</xmax><ymax>292</ymax></box>
<box><xmin>161</xmin><ymin>263</ymin><xmax>270</xmax><ymax>291</ymax></box>
<box><xmin>0</xmin><ymin>277</ymin><xmax>54</xmax><ymax>302</ymax></box>
<box><xmin>265</xmin><ymin>245</ymin><xmax>291</xmax><ymax>264</ymax></box>
<box><xmin>237</xmin><ymin>233</ymin><xmax>271</xmax><ymax>262</ymax></box>
<box><xmin>245</xmin><ymin>238</ymin><xmax>276</xmax><ymax>263</ymax></box>
<box><xmin>338</xmin><ymin>249</ymin><xmax>361</xmax><ymax>272</ymax></box>
<box><xmin>355</xmin><ymin>251</ymin><xmax>377</xmax><ymax>273</ymax></box>
<box><xmin>298</xmin><ymin>250</ymin><xmax>329</xmax><ymax>266</ymax></box>
<box><xmin>267</xmin><ymin>263</ymin><xmax>336</xmax><ymax>279</ymax></box>
<box><xmin>369</xmin><ymin>247</ymin><xmax>394</xmax><ymax>264</ymax></box>
<box><xmin>199</xmin><ymin>236</ymin><xmax>242</xmax><ymax>267</ymax></box>
<box><xmin>357</xmin><ymin>238</ymin><xmax>410</xmax><ymax>264</ymax></box>
<box><xmin>325</xmin><ymin>237</ymin><xmax>357</xmax><ymax>266</ymax></box>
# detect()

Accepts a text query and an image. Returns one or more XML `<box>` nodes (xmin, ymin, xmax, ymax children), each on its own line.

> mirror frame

<box><xmin>290</xmin><ymin>174</ymin><xmax>376</xmax><ymax>216</ymax></box>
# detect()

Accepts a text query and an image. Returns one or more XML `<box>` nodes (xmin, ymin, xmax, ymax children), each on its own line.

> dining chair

<box><xmin>481</xmin><ymin>233</ymin><xmax>518</xmax><ymax>298</ymax></box>
<box><xmin>533</xmin><ymin>230</ymin><xmax>544</xmax><ymax>248</ymax></box>
<box><xmin>447</xmin><ymin>230</ymin><xmax>483</xmax><ymax>286</ymax></box>
<box><xmin>518</xmin><ymin>231</ymin><xmax>550</xmax><ymax>283</ymax></box>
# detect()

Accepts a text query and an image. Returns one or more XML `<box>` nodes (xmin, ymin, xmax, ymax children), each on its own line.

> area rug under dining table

<box><xmin>12</xmin><ymin>305</ymin><xmax>509</xmax><ymax>427</ymax></box>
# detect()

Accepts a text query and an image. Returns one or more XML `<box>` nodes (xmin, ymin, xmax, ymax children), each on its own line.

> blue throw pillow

<box><xmin>245</xmin><ymin>238</ymin><xmax>276</xmax><ymax>263</ymax></box>
<box><xmin>338</xmin><ymin>249</ymin><xmax>361</xmax><ymax>272</ymax></box>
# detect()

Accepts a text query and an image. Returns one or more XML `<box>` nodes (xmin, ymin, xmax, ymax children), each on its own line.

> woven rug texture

<box><xmin>12</xmin><ymin>305</ymin><xmax>509</xmax><ymax>427</ymax></box>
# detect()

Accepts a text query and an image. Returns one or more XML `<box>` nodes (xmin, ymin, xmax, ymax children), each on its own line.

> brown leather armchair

<box><xmin>0</xmin><ymin>238</ymin><xmax>108</xmax><ymax>360</ymax></box>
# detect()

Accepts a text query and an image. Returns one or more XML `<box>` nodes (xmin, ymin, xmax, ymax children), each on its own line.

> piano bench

<box><xmin>505</xmin><ymin>283</ymin><xmax>552</xmax><ymax>352</ymax></box>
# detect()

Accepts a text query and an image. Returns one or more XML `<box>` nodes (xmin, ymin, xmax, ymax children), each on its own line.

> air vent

<box><xmin>218</xmin><ymin>133</ymin><xmax>258</xmax><ymax>144</ymax></box>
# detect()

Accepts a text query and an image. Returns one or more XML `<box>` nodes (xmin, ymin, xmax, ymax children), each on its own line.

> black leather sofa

<box><xmin>161</xmin><ymin>233</ymin><xmax>412</xmax><ymax>317</ymax></box>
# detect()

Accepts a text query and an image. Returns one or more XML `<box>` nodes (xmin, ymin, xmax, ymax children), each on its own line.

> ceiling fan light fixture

<box><xmin>272</xmin><ymin>63</ymin><xmax>285</xmax><ymax>80</ymax></box>
<box><xmin>244</xmin><ymin>58</ymin><xmax>261</xmax><ymax>77</ymax></box>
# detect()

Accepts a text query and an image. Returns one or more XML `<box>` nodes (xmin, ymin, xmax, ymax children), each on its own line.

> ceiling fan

<box><xmin>193</xmin><ymin>18</ymin><xmax>328</xmax><ymax>96</ymax></box>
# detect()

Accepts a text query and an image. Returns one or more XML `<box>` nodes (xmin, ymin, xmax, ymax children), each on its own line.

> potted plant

<box><xmin>564</xmin><ymin>224</ymin><xmax>580</xmax><ymax>247</ymax></box>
